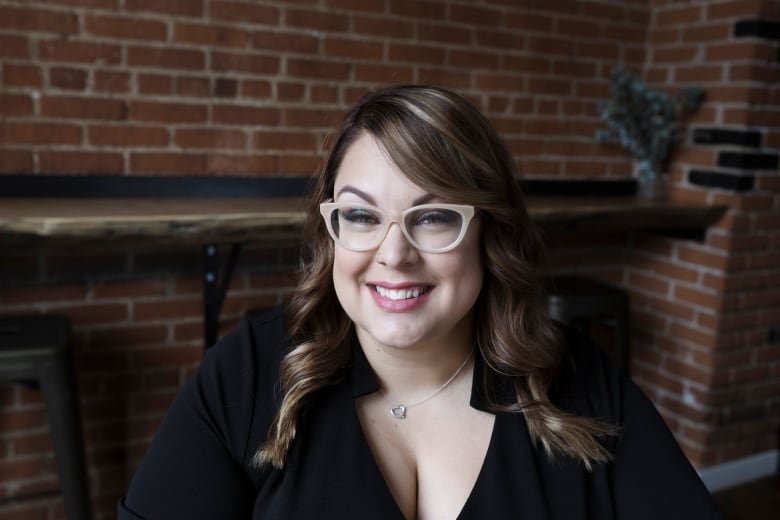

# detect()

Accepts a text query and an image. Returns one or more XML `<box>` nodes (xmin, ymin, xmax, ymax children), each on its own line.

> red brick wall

<box><xmin>0</xmin><ymin>0</ymin><xmax>778</xmax><ymax>518</ymax></box>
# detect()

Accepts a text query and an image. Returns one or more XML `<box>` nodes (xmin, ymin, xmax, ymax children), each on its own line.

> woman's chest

<box><xmin>250</xmin><ymin>382</ymin><xmax>609</xmax><ymax>520</ymax></box>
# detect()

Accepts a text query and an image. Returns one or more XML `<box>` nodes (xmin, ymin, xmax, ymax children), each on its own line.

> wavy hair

<box><xmin>255</xmin><ymin>85</ymin><xmax>617</xmax><ymax>470</ymax></box>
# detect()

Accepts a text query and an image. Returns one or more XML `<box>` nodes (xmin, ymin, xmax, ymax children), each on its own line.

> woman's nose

<box><xmin>375</xmin><ymin>222</ymin><xmax>419</xmax><ymax>267</ymax></box>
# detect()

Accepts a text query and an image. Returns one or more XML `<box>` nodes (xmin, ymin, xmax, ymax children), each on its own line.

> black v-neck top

<box><xmin>119</xmin><ymin>307</ymin><xmax>721</xmax><ymax>519</ymax></box>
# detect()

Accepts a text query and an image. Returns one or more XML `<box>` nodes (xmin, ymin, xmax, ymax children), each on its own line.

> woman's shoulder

<box><xmin>204</xmin><ymin>305</ymin><xmax>290</xmax><ymax>377</ymax></box>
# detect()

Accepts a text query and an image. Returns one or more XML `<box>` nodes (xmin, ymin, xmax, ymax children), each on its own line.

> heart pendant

<box><xmin>390</xmin><ymin>404</ymin><xmax>407</xmax><ymax>419</ymax></box>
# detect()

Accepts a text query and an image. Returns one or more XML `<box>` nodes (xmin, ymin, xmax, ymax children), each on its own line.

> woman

<box><xmin>120</xmin><ymin>85</ymin><xmax>721</xmax><ymax>519</ymax></box>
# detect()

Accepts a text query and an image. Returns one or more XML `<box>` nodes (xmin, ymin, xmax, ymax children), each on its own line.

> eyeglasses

<box><xmin>319</xmin><ymin>201</ymin><xmax>476</xmax><ymax>253</ymax></box>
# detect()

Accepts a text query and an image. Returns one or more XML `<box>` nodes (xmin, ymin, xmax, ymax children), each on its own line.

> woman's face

<box><xmin>330</xmin><ymin>133</ymin><xmax>483</xmax><ymax>354</ymax></box>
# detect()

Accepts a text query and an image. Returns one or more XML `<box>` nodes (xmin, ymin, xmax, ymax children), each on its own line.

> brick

<box><xmin>474</xmin><ymin>73</ymin><xmax>526</xmax><ymax>92</ymax></box>
<box><xmin>528</xmin><ymin>36</ymin><xmax>574</xmax><ymax>57</ymax></box>
<box><xmin>418</xmin><ymin>68</ymin><xmax>471</xmax><ymax>89</ymax></box>
<box><xmin>50</xmin><ymin>67</ymin><xmax>88</xmax><ymax>90</ymax></box>
<box><xmin>283</xmin><ymin>107</ymin><xmax>342</xmax><ymax>128</ymax></box>
<box><xmin>590</xmin><ymin>2</ymin><xmax>632</xmax><ymax>22</ymax></box>
<box><xmin>655</xmin><ymin>5</ymin><xmax>703</xmax><ymax>25</ymax></box>
<box><xmin>556</xmin><ymin>17</ymin><xmax>602</xmax><ymax>39</ymax></box>
<box><xmin>130</xmin><ymin>153</ymin><xmax>206</xmax><ymax>174</ymax></box>
<box><xmin>673</xmin><ymin>284</ymin><xmax>723</xmax><ymax>312</ymax></box>
<box><xmin>285</xmin><ymin>8</ymin><xmax>349</xmax><ymax>32</ymax></box>
<box><xmin>674</xmin><ymin>65</ymin><xmax>723</xmax><ymax>83</ymax></box>
<box><xmin>0</xmin><ymin>5</ymin><xmax>78</xmax><ymax>34</ymax></box>
<box><xmin>209</xmin><ymin>1</ymin><xmax>279</xmax><ymax>24</ymax></box>
<box><xmin>708</xmin><ymin>233</ymin><xmax>770</xmax><ymax>252</ymax></box>
<box><xmin>138</xmin><ymin>74</ymin><xmax>174</xmax><ymax>95</ymax></box>
<box><xmin>646</xmin><ymin>296</ymin><xmax>696</xmax><ymax>321</ymax></box>
<box><xmin>449</xmin><ymin>50</ymin><xmax>500</xmax><ymax>70</ymax></box>
<box><xmin>353</xmin><ymin>16</ymin><xmax>413</xmax><ymax>39</ymax></box>
<box><xmin>503</xmin><ymin>55</ymin><xmax>551</xmax><ymax>75</ymax></box>
<box><xmin>603</xmin><ymin>24</ymin><xmax>647</xmax><ymax>44</ymax></box>
<box><xmin>417</xmin><ymin>23</ymin><xmax>472</xmax><ymax>45</ymax></box>
<box><xmin>240</xmin><ymin>79</ymin><xmax>272</xmax><ymax>99</ymax></box>
<box><xmin>3</xmin><ymin>64</ymin><xmax>42</xmax><ymax>88</ymax></box>
<box><xmin>0</xmin><ymin>122</ymin><xmax>82</xmax><ymax>145</ymax></box>
<box><xmin>175</xmin><ymin>76</ymin><xmax>211</xmax><ymax>97</ymax></box>
<box><xmin>682</xmin><ymin>23</ymin><xmax>731</xmax><ymax>43</ymax></box>
<box><xmin>127</xmin><ymin>46</ymin><xmax>205</xmax><ymax>71</ymax></box>
<box><xmin>205</xmin><ymin>154</ymin><xmax>278</xmax><ymax>174</ymax></box>
<box><xmin>85</xmin><ymin>15</ymin><xmax>167</xmax><ymax>41</ymax></box>
<box><xmin>212</xmin><ymin>104</ymin><xmax>280</xmax><ymax>126</ymax></box>
<box><xmin>504</xmin><ymin>11</ymin><xmax>554</xmax><ymax>32</ymax></box>
<box><xmin>628</xmin><ymin>271</ymin><xmax>671</xmax><ymax>296</ymax></box>
<box><xmin>253</xmin><ymin>131</ymin><xmax>316</xmax><ymax>151</ymax></box>
<box><xmin>705</xmin><ymin>42</ymin><xmax>770</xmax><ymax>62</ymax></box>
<box><xmin>279</xmin><ymin>155</ymin><xmax>320</xmax><ymax>175</ymax></box>
<box><xmin>12</xmin><ymin>432</ymin><xmax>54</xmax><ymax>457</ymax></box>
<box><xmin>528</xmin><ymin>77</ymin><xmax>572</xmax><ymax>96</ymax></box>
<box><xmin>0</xmin><ymin>459</ymin><xmax>47</xmax><ymax>482</ymax></box>
<box><xmin>213</xmin><ymin>78</ymin><xmax>238</xmax><ymax>98</ymax></box>
<box><xmin>324</xmin><ymin>37</ymin><xmax>384</xmax><ymax>60</ymax></box>
<box><xmin>88</xmin><ymin>125</ymin><xmax>169</xmax><ymax>147</ymax></box>
<box><xmin>252</xmin><ymin>31</ymin><xmax>319</xmax><ymax>54</ymax></box>
<box><xmin>652</xmin><ymin>46</ymin><xmax>698</xmax><ymax>63</ymax></box>
<box><xmin>92</xmin><ymin>280</ymin><xmax>168</xmax><ymax>299</ymax></box>
<box><xmin>354</xmin><ymin>63</ymin><xmax>415</xmax><ymax>83</ymax></box>
<box><xmin>129</xmin><ymin>101</ymin><xmax>207</xmax><ymax>123</ymax></box>
<box><xmin>669</xmin><ymin>322</ymin><xmax>719</xmax><ymax>349</ymax></box>
<box><xmin>41</xmin><ymin>96</ymin><xmax>126</xmax><ymax>120</ymax></box>
<box><xmin>706</xmin><ymin>0</ymin><xmax>765</xmax><ymax>19</ymax></box>
<box><xmin>287</xmin><ymin>58</ymin><xmax>351</xmax><ymax>80</ymax></box>
<box><xmin>326</xmin><ymin>0</ymin><xmax>384</xmax><ymax>11</ymax></box>
<box><xmin>0</xmin><ymin>34</ymin><xmax>29</xmax><ymax>59</ymax></box>
<box><xmin>174</xmin><ymin>22</ymin><xmax>249</xmax><ymax>48</ymax></box>
<box><xmin>39</xmin><ymin>151</ymin><xmax>124</xmax><ymax>174</ymax></box>
<box><xmin>678</xmin><ymin>245</ymin><xmax>728</xmax><ymax>271</ymax></box>
<box><xmin>95</xmin><ymin>70</ymin><xmax>131</xmax><ymax>93</ymax></box>
<box><xmin>126</xmin><ymin>0</ymin><xmax>204</xmax><ymax>17</ymax></box>
<box><xmin>0</xmin><ymin>284</ymin><xmax>87</xmax><ymax>305</ymax></box>
<box><xmin>0</xmin><ymin>150</ymin><xmax>33</xmax><ymax>172</ymax></box>
<box><xmin>211</xmin><ymin>52</ymin><xmax>279</xmax><ymax>74</ymax></box>
<box><xmin>174</xmin><ymin>128</ymin><xmax>247</xmax><ymax>149</ymax></box>
<box><xmin>475</xmin><ymin>29</ymin><xmax>525</xmax><ymax>50</ymax></box>
<box><xmin>390</xmin><ymin>0</ymin><xmax>446</xmax><ymax>19</ymax></box>
<box><xmin>552</xmin><ymin>60</ymin><xmax>598</xmax><ymax>78</ymax></box>
<box><xmin>37</xmin><ymin>39</ymin><xmax>122</xmax><ymax>65</ymax></box>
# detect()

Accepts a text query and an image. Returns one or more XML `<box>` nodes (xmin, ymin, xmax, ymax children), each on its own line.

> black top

<box><xmin>120</xmin><ymin>307</ymin><xmax>721</xmax><ymax>519</ymax></box>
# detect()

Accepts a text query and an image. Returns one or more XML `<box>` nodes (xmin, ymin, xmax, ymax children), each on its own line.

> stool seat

<box><xmin>545</xmin><ymin>275</ymin><xmax>631</xmax><ymax>374</ymax></box>
<box><xmin>0</xmin><ymin>315</ymin><xmax>92</xmax><ymax>520</ymax></box>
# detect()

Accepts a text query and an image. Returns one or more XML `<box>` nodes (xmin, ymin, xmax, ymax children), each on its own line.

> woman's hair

<box><xmin>255</xmin><ymin>85</ymin><xmax>616</xmax><ymax>470</ymax></box>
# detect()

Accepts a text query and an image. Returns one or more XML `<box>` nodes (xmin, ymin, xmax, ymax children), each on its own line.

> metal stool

<box><xmin>545</xmin><ymin>275</ymin><xmax>631</xmax><ymax>374</ymax></box>
<box><xmin>0</xmin><ymin>315</ymin><xmax>92</xmax><ymax>520</ymax></box>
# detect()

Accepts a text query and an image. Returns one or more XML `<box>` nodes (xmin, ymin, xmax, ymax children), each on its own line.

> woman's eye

<box><xmin>415</xmin><ymin>209</ymin><xmax>457</xmax><ymax>226</ymax></box>
<box><xmin>341</xmin><ymin>208</ymin><xmax>381</xmax><ymax>224</ymax></box>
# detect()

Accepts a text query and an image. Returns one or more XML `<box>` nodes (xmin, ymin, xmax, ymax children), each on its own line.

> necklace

<box><xmin>380</xmin><ymin>350</ymin><xmax>473</xmax><ymax>419</ymax></box>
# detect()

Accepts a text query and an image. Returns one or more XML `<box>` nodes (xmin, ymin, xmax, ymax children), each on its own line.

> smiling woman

<box><xmin>119</xmin><ymin>86</ymin><xmax>722</xmax><ymax>520</ymax></box>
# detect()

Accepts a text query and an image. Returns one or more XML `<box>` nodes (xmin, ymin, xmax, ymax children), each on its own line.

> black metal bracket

<box><xmin>202</xmin><ymin>243</ymin><xmax>242</xmax><ymax>351</ymax></box>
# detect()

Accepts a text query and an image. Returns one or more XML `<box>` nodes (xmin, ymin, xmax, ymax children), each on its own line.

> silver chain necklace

<box><xmin>380</xmin><ymin>350</ymin><xmax>473</xmax><ymax>419</ymax></box>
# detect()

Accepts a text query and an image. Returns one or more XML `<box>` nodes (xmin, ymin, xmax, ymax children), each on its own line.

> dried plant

<box><xmin>595</xmin><ymin>69</ymin><xmax>705</xmax><ymax>183</ymax></box>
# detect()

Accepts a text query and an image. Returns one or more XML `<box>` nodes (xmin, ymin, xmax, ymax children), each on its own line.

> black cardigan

<box><xmin>120</xmin><ymin>307</ymin><xmax>721</xmax><ymax>519</ymax></box>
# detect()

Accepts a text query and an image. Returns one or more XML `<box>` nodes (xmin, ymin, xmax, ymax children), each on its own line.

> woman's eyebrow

<box><xmin>335</xmin><ymin>186</ymin><xmax>437</xmax><ymax>207</ymax></box>
<box><xmin>335</xmin><ymin>185</ymin><xmax>376</xmax><ymax>204</ymax></box>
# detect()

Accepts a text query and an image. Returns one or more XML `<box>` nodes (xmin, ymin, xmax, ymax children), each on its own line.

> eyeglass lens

<box><xmin>329</xmin><ymin>205</ymin><xmax>465</xmax><ymax>251</ymax></box>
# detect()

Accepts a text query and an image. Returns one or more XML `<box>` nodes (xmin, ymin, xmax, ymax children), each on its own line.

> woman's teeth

<box><xmin>374</xmin><ymin>286</ymin><xmax>427</xmax><ymax>300</ymax></box>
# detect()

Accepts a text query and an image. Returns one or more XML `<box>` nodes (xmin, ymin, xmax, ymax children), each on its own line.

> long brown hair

<box><xmin>255</xmin><ymin>85</ymin><xmax>616</xmax><ymax>470</ymax></box>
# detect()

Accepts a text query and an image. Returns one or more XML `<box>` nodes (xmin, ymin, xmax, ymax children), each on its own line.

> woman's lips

<box><xmin>368</xmin><ymin>283</ymin><xmax>433</xmax><ymax>311</ymax></box>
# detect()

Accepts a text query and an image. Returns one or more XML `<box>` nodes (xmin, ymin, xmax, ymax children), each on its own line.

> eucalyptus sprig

<box><xmin>595</xmin><ymin>69</ymin><xmax>704</xmax><ymax>181</ymax></box>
